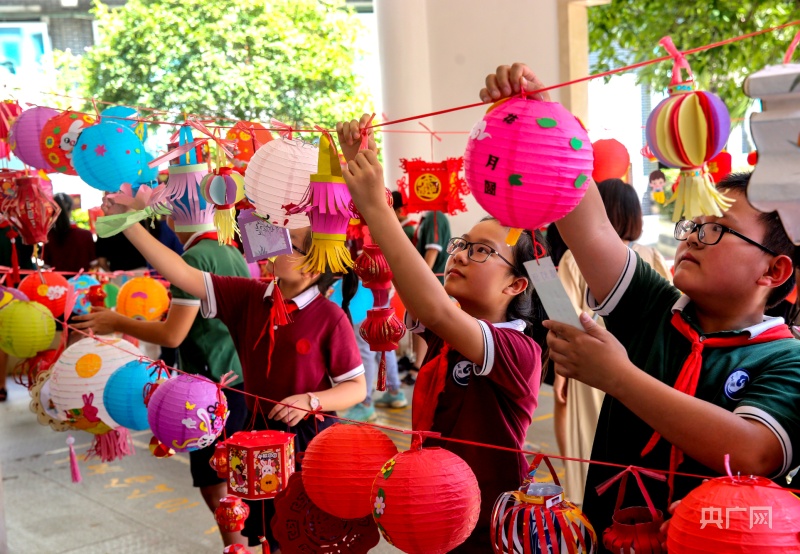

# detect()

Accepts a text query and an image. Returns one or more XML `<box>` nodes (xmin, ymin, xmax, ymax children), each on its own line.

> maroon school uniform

<box><xmin>410</xmin><ymin>317</ymin><xmax>542</xmax><ymax>553</ymax></box>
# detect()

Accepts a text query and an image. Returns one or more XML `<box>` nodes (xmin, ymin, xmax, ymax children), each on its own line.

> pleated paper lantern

<box><xmin>99</xmin><ymin>106</ymin><xmax>139</xmax><ymax>131</ymax></box>
<box><xmin>18</xmin><ymin>272</ymin><xmax>70</xmax><ymax>318</ymax></box>
<box><xmin>371</xmin><ymin>446</ymin><xmax>481</xmax><ymax>553</ymax></box>
<box><xmin>226</xmin><ymin>121</ymin><xmax>273</xmax><ymax>165</ymax></box>
<box><xmin>215</xmin><ymin>495</ymin><xmax>250</xmax><ymax>532</ymax></box>
<box><xmin>464</xmin><ymin>97</ymin><xmax>594</xmax><ymax>244</ymax></box>
<box><xmin>116</xmin><ymin>277</ymin><xmax>170</xmax><ymax>321</ymax></box>
<box><xmin>67</xmin><ymin>274</ymin><xmax>100</xmax><ymax>316</ymax></box>
<box><xmin>243</xmin><ymin>136</ymin><xmax>318</xmax><ymax>228</ymax></box>
<box><xmin>200</xmin><ymin>168</ymin><xmax>245</xmax><ymax>243</ymax></box>
<box><xmin>359</xmin><ymin>308</ymin><xmax>405</xmax><ymax>392</ymax></box>
<box><xmin>103</xmin><ymin>359</ymin><xmax>157</xmax><ymax>431</ymax></box>
<box><xmin>667</xmin><ymin>474</ymin><xmax>800</xmax><ymax>552</ymax></box>
<box><xmin>302</xmin><ymin>424</ymin><xmax>398</xmax><ymax>519</ymax></box>
<box><xmin>592</xmin><ymin>139</ymin><xmax>630</xmax><ymax>182</ymax></box>
<box><xmin>4</xmin><ymin>175</ymin><xmax>60</xmax><ymax>245</ymax></box>
<box><xmin>147</xmin><ymin>373</ymin><xmax>229</xmax><ymax>452</ymax></box>
<box><xmin>8</xmin><ymin>106</ymin><xmax>59</xmax><ymax>170</ymax></box>
<box><xmin>72</xmin><ymin>121</ymin><xmax>144</xmax><ymax>192</ymax></box>
<box><xmin>0</xmin><ymin>300</ymin><xmax>55</xmax><ymax>358</ymax></box>
<box><xmin>0</xmin><ymin>286</ymin><xmax>28</xmax><ymax>309</ymax></box>
<box><xmin>40</xmin><ymin>111</ymin><xmax>96</xmax><ymax>175</ymax></box>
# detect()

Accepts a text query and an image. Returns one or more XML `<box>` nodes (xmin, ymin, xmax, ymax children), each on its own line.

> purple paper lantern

<box><xmin>8</xmin><ymin>107</ymin><xmax>59</xmax><ymax>170</ymax></box>
<box><xmin>147</xmin><ymin>373</ymin><xmax>229</xmax><ymax>453</ymax></box>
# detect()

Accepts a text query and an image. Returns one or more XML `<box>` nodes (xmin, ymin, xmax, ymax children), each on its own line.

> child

<box><xmin>481</xmin><ymin>64</ymin><xmax>800</xmax><ymax>537</ymax></box>
<box><xmin>101</xmin><ymin>197</ymin><xmax>367</xmax><ymax>551</ymax></box>
<box><xmin>337</xmin><ymin>117</ymin><xmax>546</xmax><ymax>552</ymax></box>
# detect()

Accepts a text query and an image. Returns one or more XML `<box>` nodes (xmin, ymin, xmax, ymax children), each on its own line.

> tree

<box><xmin>71</xmin><ymin>0</ymin><xmax>371</xmax><ymax>128</ymax></box>
<box><xmin>589</xmin><ymin>1</ymin><xmax>800</xmax><ymax>118</ymax></box>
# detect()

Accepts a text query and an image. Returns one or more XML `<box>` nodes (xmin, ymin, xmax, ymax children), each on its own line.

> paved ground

<box><xmin>0</xmin><ymin>378</ymin><xmax>559</xmax><ymax>553</ymax></box>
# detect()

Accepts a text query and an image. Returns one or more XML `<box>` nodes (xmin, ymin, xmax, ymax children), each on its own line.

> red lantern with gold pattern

<box><xmin>354</xmin><ymin>244</ymin><xmax>393</xmax><ymax>302</ymax></box>
<box><xmin>396</xmin><ymin>157</ymin><xmax>469</xmax><ymax>215</ymax></box>
<box><xmin>215</xmin><ymin>495</ymin><xmax>250</xmax><ymax>532</ymax></box>
<box><xmin>209</xmin><ymin>441</ymin><xmax>229</xmax><ymax>479</ymax></box>
<box><xmin>359</xmin><ymin>307</ymin><xmax>405</xmax><ymax>391</ymax></box>
<box><xmin>3</xmin><ymin>176</ymin><xmax>60</xmax><ymax>246</ymax></box>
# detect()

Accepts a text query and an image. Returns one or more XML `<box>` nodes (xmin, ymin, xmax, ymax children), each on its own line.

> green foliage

<box><xmin>589</xmin><ymin>1</ymin><xmax>800</xmax><ymax>119</ymax></box>
<box><xmin>66</xmin><ymin>0</ymin><xmax>371</xmax><ymax>128</ymax></box>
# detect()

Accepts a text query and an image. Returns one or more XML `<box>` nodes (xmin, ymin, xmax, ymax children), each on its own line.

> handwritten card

<box><xmin>238</xmin><ymin>209</ymin><xmax>293</xmax><ymax>263</ymax></box>
<box><xmin>524</xmin><ymin>256</ymin><xmax>583</xmax><ymax>331</ymax></box>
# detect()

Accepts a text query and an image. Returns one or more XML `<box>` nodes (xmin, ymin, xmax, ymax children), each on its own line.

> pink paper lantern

<box><xmin>147</xmin><ymin>373</ymin><xmax>229</xmax><ymax>453</ymax></box>
<box><xmin>464</xmin><ymin>98</ymin><xmax>593</xmax><ymax>239</ymax></box>
<box><xmin>8</xmin><ymin>106</ymin><xmax>59</xmax><ymax>170</ymax></box>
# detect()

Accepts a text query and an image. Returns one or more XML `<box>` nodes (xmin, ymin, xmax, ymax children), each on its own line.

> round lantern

<box><xmin>302</xmin><ymin>423</ymin><xmax>398</xmax><ymax>520</ymax></box>
<box><xmin>147</xmin><ymin>373</ymin><xmax>229</xmax><ymax>452</ymax></box>
<box><xmin>18</xmin><ymin>272</ymin><xmax>70</xmax><ymax>318</ymax></box>
<box><xmin>4</xmin><ymin>176</ymin><xmax>60</xmax><ymax>245</ymax></box>
<box><xmin>226</xmin><ymin>121</ymin><xmax>273</xmax><ymax>164</ymax></box>
<box><xmin>103</xmin><ymin>359</ymin><xmax>158</xmax><ymax>431</ymax></box>
<box><xmin>464</xmin><ymin>98</ymin><xmax>594</xmax><ymax>243</ymax></box>
<box><xmin>371</xmin><ymin>446</ymin><xmax>481</xmax><ymax>553</ymax></box>
<box><xmin>67</xmin><ymin>274</ymin><xmax>100</xmax><ymax>316</ymax></box>
<box><xmin>99</xmin><ymin>105</ymin><xmax>139</xmax><ymax>130</ymax></box>
<box><xmin>115</xmin><ymin>277</ymin><xmax>170</xmax><ymax>321</ymax></box>
<box><xmin>0</xmin><ymin>300</ymin><xmax>55</xmax><ymax>358</ymax></box>
<box><xmin>8</xmin><ymin>106</ymin><xmax>59</xmax><ymax>170</ymax></box>
<box><xmin>200</xmin><ymin>168</ymin><xmax>246</xmax><ymax>244</ymax></box>
<box><xmin>40</xmin><ymin>111</ymin><xmax>96</xmax><ymax>175</ymax></box>
<box><xmin>72</xmin><ymin>121</ymin><xmax>144</xmax><ymax>192</ymax></box>
<box><xmin>243</xmin><ymin>137</ymin><xmax>318</xmax><ymax>228</ymax></box>
<box><xmin>592</xmin><ymin>139</ymin><xmax>630</xmax><ymax>183</ymax></box>
<box><xmin>0</xmin><ymin>286</ymin><xmax>28</xmax><ymax>310</ymax></box>
<box><xmin>215</xmin><ymin>495</ymin><xmax>250</xmax><ymax>532</ymax></box>
<box><xmin>667</xmin><ymin>474</ymin><xmax>800</xmax><ymax>552</ymax></box>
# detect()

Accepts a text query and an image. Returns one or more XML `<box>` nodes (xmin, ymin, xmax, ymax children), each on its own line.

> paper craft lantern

<box><xmin>116</xmin><ymin>276</ymin><xmax>170</xmax><ymax>321</ymax></box>
<box><xmin>0</xmin><ymin>100</ymin><xmax>23</xmax><ymax>142</ymax></box>
<box><xmin>200</xmin><ymin>168</ymin><xmax>245</xmax><ymax>243</ymax></box>
<box><xmin>464</xmin><ymin>97</ymin><xmax>594</xmax><ymax>244</ymax></box>
<box><xmin>72</xmin><ymin>121</ymin><xmax>144</xmax><ymax>192</ymax></box>
<box><xmin>99</xmin><ymin>106</ymin><xmax>139</xmax><ymax>130</ymax></box>
<box><xmin>40</xmin><ymin>111</ymin><xmax>96</xmax><ymax>175</ymax></box>
<box><xmin>592</xmin><ymin>139</ymin><xmax>630</xmax><ymax>183</ymax></box>
<box><xmin>272</xmin><ymin>473</ymin><xmax>380</xmax><ymax>554</ymax></box>
<box><xmin>104</xmin><ymin>359</ymin><xmax>158</xmax><ymax>431</ymax></box>
<box><xmin>8</xmin><ymin>106</ymin><xmax>59</xmax><ymax>170</ymax></box>
<box><xmin>371</xmin><ymin>446</ymin><xmax>481</xmax><ymax>553</ymax></box>
<box><xmin>147</xmin><ymin>373</ymin><xmax>229</xmax><ymax>452</ymax></box>
<box><xmin>302</xmin><ymin>424</ymin><xmax>398</xmax><ymax>519</ymax></box>
<box><xmin>209</xmin><ymin>442</ymin><xmax>229</xmax><ymax>479</ymax></box>
<box><xmin>227</xmin><ymin>430</ymin><xmax>295</xmax><ymax>500</ymax></box>
<box><xmin>0</xmin><ymin>168</ymin><xmax>23</xmax><ymax>203</ymax></box>
<box><xmin>226</xmin><ymin>121</ymin><xmax>273</xmax><ymax>165</ymax></box>
<box><xmin>0</xmin><ymin>301</ymin><xmax>55</xmax><ymax>358</ymax></box>
<box><xmin>397</xmin><ymin>157</ymin><xmax>470</xmax><ymax>215</ymax></box>
<box><xmin>67</xmin><ymin>274</ymin><xmax>100</xmax><ymax>316</ymax></box>
<box><xmin>18</xmin><ymin>272</ymin><xmax>70</xmax><ymax>318</ymax></box>
<box><xmin>243</xmin><ymin>136</ymin><xmax>318</xmax><ymax>228</ymax></box>
<box><xmin>3</xmin><ymin>175</ymin><xmax>60</xmax><ymax>245</ymax></box>
<box><xmin>215</xmin><ymin>496</ymin><xmax>250</xmax><ymax>532</ymax></box>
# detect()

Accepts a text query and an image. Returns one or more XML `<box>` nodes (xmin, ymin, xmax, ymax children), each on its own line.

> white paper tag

<box><xmin>523</xmin><ymin>256</ymin><xmax>584</xmax><ymax>331</ymax></box>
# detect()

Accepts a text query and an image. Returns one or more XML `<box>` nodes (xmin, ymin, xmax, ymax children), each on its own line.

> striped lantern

<box><xmin>0</xmin><ymin>300</ymin><xmax>55</xmax><ymax>358</ymax></box>
<box><xmin>200</xmin><ymin>167</ymin><xmax>245</xmax><ymax>244</ymax></box>
<box><xmin>8</xmin><ymin>106</ymin><xmax>59</xmax><ymax>170</ymax></box>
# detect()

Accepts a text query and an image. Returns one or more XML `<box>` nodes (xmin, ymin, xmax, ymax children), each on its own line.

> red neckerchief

<box><xmin>642</xmin><ymin>311</ymin><xmax>794</xmax><ymax>501</ymax></box>
<box><xmin>186</xmin><ymin>231</ymin><xmax>239</xmax><ymax>250</ymax></box>
<box><xmin>254</xmin><ymin>283</ymin><xmax>297</xmax><ymax>378</ymax></box>
<box><xmin>411</xmin><ymin>343</ymin><xmax>451</xmax><ymax>433</ymax></box>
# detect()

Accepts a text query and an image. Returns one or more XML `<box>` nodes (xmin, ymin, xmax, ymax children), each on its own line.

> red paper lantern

<box><xmin>18</xmin><ymin>272</ymin><xmax>70</xmax><ymax>318</ymax></box>
<box><xmin>225</xmin><ymin>120</ymin><xmax>273</xmax><ymax>165</ymax></box>
<box><xmin>3</xmin><ymin>176</ymin><xmax>60</xmax><ymax>246</ymax></box>
<box><xmin>227</xmin><ymin>430</ymin><xmax>296</xmax><ymax>500</ymax></box>
<box><xmin>371</xmin><ymin>445</ymin><xmax>481</xmax><ymax>553</ymax></box>
<box><xmin>209</xmin><ymin>441</ymin><xmax>229</xmax><ymax>479</ymax></box>
<box><xmin>215</xmin><ymin>495</ymin><xmax>250</xmax><ymax>532</ymax></box>
<box><xmin>592</xmin><ymin>139</ymin><xmax>630</xmax><ymax>182</ymax></box>
<box><xmin>354</xmin><ymin>244</ymin><xmax>392</xmax><ymax>292</ymax></box>
<box><xmin>707</xmin><ymin>150</ymin><xmax>732</xmax><ymax>184</ymax></box>
<box><xmin>667</xmin><ymin>474</ymin><xmax>800</xmax><ymax>552</ymax></box>
<box><xmin>397</xmin><ymin>157</ymin><xmax>469</xmax><ymax>215</ymax></box>
<box><xmin>359</xmin><ymin>307</ymin><xmax>406</xmax><ymax>391</ymax></box>
<box><xmin>40</xmin><ymin>110</ymin><xmax>96</xmax><ymax>175</ymax></box>
<box><xmin>302</xmin><ymin>423</ymin><xmax>398</xmax><ymax>520</ymax></box>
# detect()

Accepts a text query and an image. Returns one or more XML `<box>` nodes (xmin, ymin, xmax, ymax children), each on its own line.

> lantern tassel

<box><xmin>298</xmin><ymin>233</ymin><xmax>353</xmax><ymax>274</ymax></box>
<box><xmin>87</xmin><ymin>427</ymin><xmax>135</xmax><ymax>463</ymax></box>
<box><xmin>66</xmin><ymin>435</ymin><xmax>82</xmax><ymax>484</ymax></box>
<box><xmin>377</xmin><ymin>353</ymin><xmax>387</xmax><ymax>392</ymax></box>
<box><xmin>214</xmin><ymin>207</ymin><xmax>239</xmax><ymax>245</ymax></box>
<box><xmin>6</xmin><ymin>229</ymin><xmax>19</xmax><ymax>287</ymax></box>
<box><xmin>667</xmin><ymin>169</ymin><xmax>733</xmax><ymax>222</ymax></box>
<box><xmin>505</xmin><ymin>227</ymin><xmax>523</xmax><ymax>246</ymax></box>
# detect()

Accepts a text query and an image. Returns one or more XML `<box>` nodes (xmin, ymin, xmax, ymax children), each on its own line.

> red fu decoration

<box><xmin>227</xmin><ymin>430</ymin><xmax>296</xmax><ymax>500</ymax></box>
<box><xmin>354</xmin><ymin>244</ymin><xmax>406</xmax><ymax>391</ymax></box>
<box><xmin>396</xmin><ymin>157</ymin><xmax>469</xmax><ymax>215</ymax></box>
<box><xmin>215</xmin><ymin>495</ymin><xmax>250</xmax><ymax>533</ymax></box>
<box><xmin>3</xmin><ymin>175</ymin><xmax>60</xmax><ymax>246</ymax></box>
<box><xmin>209</xmin><ymin>441</ymin><xmax>229</xmax><ymax>479</ymax></box>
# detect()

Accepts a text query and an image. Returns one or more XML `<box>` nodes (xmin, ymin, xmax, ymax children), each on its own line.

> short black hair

<box><xmin>649</xmin><ymin>170</ymin><xmax>666</xmax><ymax>182</ymax></box>
<box><xmin>390</xmin><ymin>190</ymin><xmax>404</xmax><ymax>210</ymax></box>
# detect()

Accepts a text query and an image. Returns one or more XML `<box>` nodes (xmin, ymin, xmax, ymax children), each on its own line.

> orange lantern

<box><xmin>116</xmin><ymin>277</ymin><xmax>170</xmax><ymax>321</ymax></box>
<box><xmin>397</xmin><ymin>157</ymin><xmax>469</xmax><ymax>215</ymax></box>
<box><xmin>592</xmin><ymin>139</ymin><xmax>630</xmax><ymax>182</ymax></box>
<box><xmin>302</xmin><ymin>424</ymin><xmax>398</xmax><ymax>520</ymax></box>
<box><xmin>215</xmin><ymin>495</ymin><xmax>250</xmax><ymax>532</ymax></box>
<box><xmin>227</xmin><ymin>430</ymin><xmax>295</xmax><ymax>500</ymax></box>
<box><xmin>225</xmin><ymin>121</ymin><xmax>273</xmax><ymax>165</ymax></box>
<box><xmin>18</xmin><ymin>272</ymin><xmax>70</xmax><ymax>318</ymax></box>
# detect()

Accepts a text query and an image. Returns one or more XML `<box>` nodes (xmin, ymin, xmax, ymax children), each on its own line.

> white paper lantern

<box><xmin>243</xmin><ymin>137</ymin><xmax>318</xmax><ymax>229</ymax></box>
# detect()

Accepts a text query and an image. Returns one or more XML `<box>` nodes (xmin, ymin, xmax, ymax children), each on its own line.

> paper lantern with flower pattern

<box><xmin>40</xmin><ymin>111</ymin><xmax>96</xmax><ymax>175</ymax></box>
<box><xmin>226</xmin><ymin>121</ymin><xmax>273</xmax><ymax>165</ymax></box>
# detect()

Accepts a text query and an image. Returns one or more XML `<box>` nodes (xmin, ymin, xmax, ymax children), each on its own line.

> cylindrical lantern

<box><xmin>667</xmin><ymin>474</ymin><xmax>800</xmax><ymax>552</ymax></box>
<box><xmin>209</xmin><ymin>442</ymin><xmax>229</xmax><ymax>479</ymax></box>
<box><xmin>226</xmin><ymin>121</ymin><xmax>273</xmax><ymax>165</ymax></box>
<box><xmin>359</xmin><ymin>307</ymin><xmax>406</xmax><ymax>391</ymax></box>
<box><xmin>103</xmin><ymin>359</ymin><xmax>158</xmax><ymax>431</ymax></box>
<box><xmin>243</xmin><ymin>136</ymin><xmax>318</xmax><ymax>229</ymax></box>
<box><xmin>8</xmin><ymin>106</ymin><xmax>59</xmax><ymax>170</ymax></box>
<box><xmin>40</xmin><ymin>111</ymin><xmax>96</xmax><ymax>175</ymax></box>
<box><xmin>147</xmin><ymin>373</ymin><xmax>228</xmax><ymax>452</ymax></box>
<box><xmin>67</xmin><ymin>274</ymin><xmax>100</xmax><ymax>316</ymax></box>
<box><xmin>18</xmin><ymin>271</ymin><xmax>70</xmax><ymax>318</ymax></box>
<box><xmin>4</xmin><ymin>176</ymin><xmax>60</xmax><ymax>246</ymax></box>
<box><xmin>592</xmin><ymin>139</ymin><xmax>630</xmax><ymax>183</ymax></box>
<box><xmin>302</xmin><ymin>424</ymin><xmax>398</xmax><ymax>520</ymax></box>
<box><xmin>115</xmin><ymin>277</ymin><xmax>170</xmax><ymax>321</ymax></box>
<box><xmin>464</xmin><ymin>97</ymin><xmax>594</xmax><ymax>243</ymax></box>
<box><xmin>200</xmin><ymin>168</ymin><xmax>245</xmax><ymax>244</ymax></box>
<box><xmin>215</xmin><ymin>495</ymin><xmax>250</xmax><ymax>532</ymax></box>
<box><xmin>72</xmin><ymin>121</ymin><xmax>144</xmax><ymax>192</ymax></box>
<box><xmin>371</xmin><ymin>446</ymin><xmax>481</xmax><ymax>553</ymax></box>
<box><xmin>0</xmin><ymin>300</ymin><xmax>55</xmax><ymax>358</ymax></box>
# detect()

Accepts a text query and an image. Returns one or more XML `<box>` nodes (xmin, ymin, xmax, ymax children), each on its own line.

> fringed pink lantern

<box><xmin>8</xmin><ymin>106</ymin><xmax>59</xmax><ymax>170</ymax></box>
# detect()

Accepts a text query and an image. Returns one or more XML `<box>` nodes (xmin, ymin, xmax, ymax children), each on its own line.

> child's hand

<box><xmin>343</xmin><ymin>150</ymin><xmax>389</xmax><ymax>218</ymax></box>
<box><xmin>480</xmin><ymin>63</ymin><xmax>551</xmax><ymax>103</ymax></box>
<box><xmin>101</xmin><ymin>195</ymin><xmax>131</xmax><ymax>216</ymax></box>
<box><xmin>268</xmin><ymin>394</ymin><xmax>313</xmax><ymax>427</ymax></box>
<box><xmin>336</xmin><ymin>114</ymin><xmax>377</xmax><ymax>163</ymax></box>
<box><xmin>72</xmin><ymin>306</ymin><xmax>122</xmax><ymax>335</ymax></box>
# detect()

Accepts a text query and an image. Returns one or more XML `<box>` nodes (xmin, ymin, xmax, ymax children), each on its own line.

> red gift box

<box><xmin>227</xmin><ymin>430</ymin><xmax>296</xmax><ymax>500</ymax></box>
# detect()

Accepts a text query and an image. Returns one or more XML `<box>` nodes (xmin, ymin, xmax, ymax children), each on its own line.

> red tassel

<box><xmin>86</xmin><ymin>428</ymin><xmax>134</xmax><ymax>463</ymax></box>
<box><xmin>377</xmin><ymin>353</ymin><xmax>387</xmax><ymax>392</ymax></box>
<box><xmin>67</xmin><ymin>435</ymin><xmax>82</xmax><ymax>483</ymax></box>
<box><xmin>270</xmin><ymin>282</ymin><xmax>291</xmax><ymax>326</ymax></box>
<box><xmin>6</xmin><ymin>229</ymin><xmax>19</xmax><ymax>287</ymax></box>
<box><xmin>260</xmin><ymin>536</ymin><xmax>271</xmax><ymax>554</ymax></box>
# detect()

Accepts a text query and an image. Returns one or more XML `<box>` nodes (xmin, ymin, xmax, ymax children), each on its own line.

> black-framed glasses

<box><xmin>291</xmin><ymin>243</ymin><xmax>307</xmax><ymax>256</ymax></box>
<box><xmin>674</xmin><ymin>220</ymin><xmax>778</xmax><ymax>256</ymax></box>
<box><xmin>446</xmin><ymin>237</ymin><xmax>515</xmax><ymax>268</ymax></box>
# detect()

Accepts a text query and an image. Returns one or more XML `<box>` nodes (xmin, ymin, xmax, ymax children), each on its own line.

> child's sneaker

<box><xmin>344</xmin><ymin>403</ymin><xmax>377</xmax><ymax>422</ymax></box>
<box><xmin>374</xmin><ymin>390</ymin><xmax>408</xmax><ymax>409</ymax></box>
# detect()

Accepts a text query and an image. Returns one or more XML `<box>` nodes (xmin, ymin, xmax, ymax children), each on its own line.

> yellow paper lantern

<box><xmin>0</xmin><ymin>301</ymin><xmax>55</xmax><ymax>358</ymax></box>
<box><xmin>116</xmin><ymin>277</ymin><xmax>170</xmax><ymax>321</ymax></box>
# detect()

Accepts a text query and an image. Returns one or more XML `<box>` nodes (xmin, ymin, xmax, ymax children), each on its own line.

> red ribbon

<box><xmin>360</xmin><ymin>113</ymin><xmax>376</xmax><ymax>150</ymax></box>
<box><xmin>659</xmin><ymin>36</ymin><xmax>693</xmax><ymax>86</ymax></box>
<box><xmin>270</xmin><ymin>119</ymin><xmax>294</xmax><ymax>140</ymax></box>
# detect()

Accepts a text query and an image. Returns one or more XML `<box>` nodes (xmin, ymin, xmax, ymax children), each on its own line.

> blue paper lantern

<box><xmin>103</xmin><ymin>359</ymin><xmax>158</xmax><ymax>431</ymax></box>
<box><xmin>100</xmin><ymin>106</ymin><xmax>138</xmax><ymax>130</ymax></box>
<box><xmin>68</xmin><ymin>274</ymin><xmax>100</xmax><ymax>316</ymax></box>
<box><xmin>329</xmin><ymin>279</ymin><xmax>372</xmax><ymax>326</ymax></box>
<box><xmin>73</xmin><ymin>122</ymin><xmax>144</xmax><ymax>192</ymax></box>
